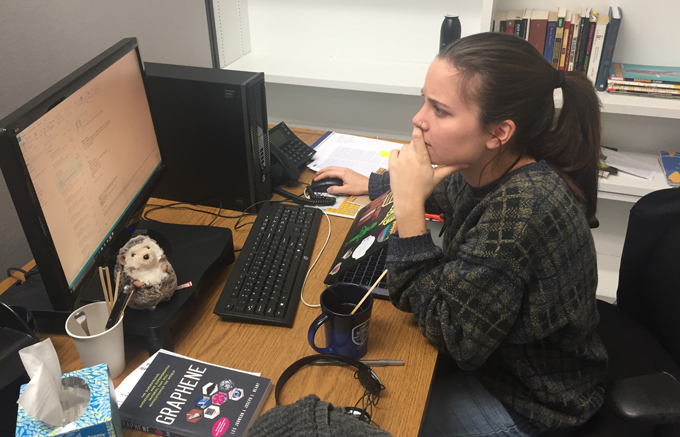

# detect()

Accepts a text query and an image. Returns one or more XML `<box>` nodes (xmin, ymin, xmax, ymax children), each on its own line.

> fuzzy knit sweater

<box><xmin>369</xmin><ymin>161</ymin><xmax>607</xmax><ymax>436</ymax></box>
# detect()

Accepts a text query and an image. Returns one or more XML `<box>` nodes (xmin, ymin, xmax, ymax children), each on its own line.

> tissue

<box><xmin>17</xmin><ymin>338</ymin><xmax>89</xmax><ymax>427</ymax></box>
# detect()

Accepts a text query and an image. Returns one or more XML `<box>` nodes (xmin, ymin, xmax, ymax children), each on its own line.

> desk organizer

<box><xmin>15</xmin><ymin>363</ymin><xmax>122</xmax><ymax>437</ymax></box>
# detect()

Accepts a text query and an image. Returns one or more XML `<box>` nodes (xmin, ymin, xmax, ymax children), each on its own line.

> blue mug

<box><xmin>308</xmin><ymin>283</ymin><xmax>373</xmax><ymax>359</ymax></box>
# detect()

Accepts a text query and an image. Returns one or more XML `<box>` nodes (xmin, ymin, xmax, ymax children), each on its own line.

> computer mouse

<box><xmin>310</xmin><ymin>177</ymin><xmax>344</xmax><ymax>193</ymax></box>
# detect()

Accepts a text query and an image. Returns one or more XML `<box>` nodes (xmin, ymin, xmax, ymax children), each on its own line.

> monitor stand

<box><xmin>1</xmin><ymin>221</ymin><xmax>235</xmax><ymax>355</ymax></box>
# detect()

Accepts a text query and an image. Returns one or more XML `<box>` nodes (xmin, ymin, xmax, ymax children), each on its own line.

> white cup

<box><xmin>65</xmin><ymin>301</ymin><xmax>125</xmax><ymax>378</ymax></box>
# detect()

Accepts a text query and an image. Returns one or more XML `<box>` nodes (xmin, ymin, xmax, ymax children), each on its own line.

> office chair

<box><xmin>577</xmin><ymin>188</ymin><xmax>680</xmax><ymax>437</ymax></box>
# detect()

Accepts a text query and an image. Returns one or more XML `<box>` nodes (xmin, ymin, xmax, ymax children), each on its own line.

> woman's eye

<box><xmin>434</xmin><ymin>106</ymin><xmax>444</xmax><ymax>116</ymax></box>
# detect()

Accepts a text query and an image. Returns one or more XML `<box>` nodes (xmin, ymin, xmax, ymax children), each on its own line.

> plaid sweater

<box><xmin>370</xmin><ymin>161</ymin><xmax>607</xmax><ymax>436</ymax></box>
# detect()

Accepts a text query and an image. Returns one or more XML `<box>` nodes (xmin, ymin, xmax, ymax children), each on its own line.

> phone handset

<box><xmin>270</xmin><ymin>144</ymin><xmax>300</xmax><ymax>186</ymax></box>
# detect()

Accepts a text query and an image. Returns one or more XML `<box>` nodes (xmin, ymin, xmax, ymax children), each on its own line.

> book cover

<box><xmin>659</xmin><ymin>151</ymin><xmax>680</xmax><ymax>186</ymax></box>
<box><xmin>609</xmin><ymin>63</ymin><xmax>680</xmax><ymax>85</ymax></box>
<box><xmin>574</xmin><ymin>8</ymin><xmax>592</xmax><ymax>71</ymax></box>
<box><xmin>528</xmin><ymin>10</ymin><xmax>549</xmax><ymax>55</ymax></box>
<box><xmin>582</xmin><ymin>10</ymin><xmax>599</xmax><ymax>73</ymax></box>
<box><xmin>608</xmin><ymin>79</ymin><xmax>680</xmax><ymax>90</ymax></box>
<box><xmin>567</xmin><ymin>12</ymin><xmax>581</xmax><ymax>71</ymax></box>
<box><xmin>119</xmin><ymin>351</ymin><xmax>272</xmax><ymax>437</ymax></box>
<box><xmin>559</xmin><ymin>15</ymin><xmax>572</xmax><ymax>70</ymax></box>
<box><xmin>586</xmin><ymin>11</ymin><xmax>608</xmax><ymax>82</ymax></box>
<box><xmin>544</xmin><ymin>11</ymin><xmax>558</xmax><ymax>63</ymax></box>
<box><xmin>552</xmin><ymin>8</ymin><xmax>568</xmax><ymax>67</ymax></box>
<box><xmin>595</xmin><ymin>7</ymin><xmax>623</xmax><ymax>91</ymax></box>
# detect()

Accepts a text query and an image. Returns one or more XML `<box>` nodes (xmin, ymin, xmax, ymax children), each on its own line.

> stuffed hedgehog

<box><xmin>114</xmin><ymin>235</ymin><xmax>177</xmax><ymax>310</ymax></box>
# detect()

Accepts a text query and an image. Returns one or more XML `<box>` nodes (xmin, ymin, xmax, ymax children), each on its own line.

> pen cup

<box><xmin>65</xmin><ymin>301</ymin><xmax>126</xmax><ymax>378</ymax></box>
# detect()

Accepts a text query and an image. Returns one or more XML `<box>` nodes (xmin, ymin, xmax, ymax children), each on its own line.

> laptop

<box><xmin>324</xmin><ymin>191</ymin><xmax>397</xmax><ymax>298</ymax></box>
<box><xmin>324</xmin><ymin>190</ymin><xmax>447</xmax><ymax>299</ymax></box>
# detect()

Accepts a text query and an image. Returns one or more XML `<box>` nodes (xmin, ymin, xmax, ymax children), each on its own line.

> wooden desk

<box><xmin>1</xmin><ymin>127</ymin><xmax>437</xmax><ymax>437</ymax></box>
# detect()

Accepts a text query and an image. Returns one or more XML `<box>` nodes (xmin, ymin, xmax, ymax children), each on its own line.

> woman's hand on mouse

<box><xmin>314</xmin><ymin>167</ymin><xmax>369</xmax><ymax>195</ymax></box>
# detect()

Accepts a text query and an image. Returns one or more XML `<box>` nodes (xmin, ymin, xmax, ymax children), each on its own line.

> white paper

<box><xmin>17</xmin><ymin>339</ymin><xmax>66</xmax><ymax>427</ymax></box>
<box><xmin>114</xmin><ymin>349</ymin><xmax>260</xmax><ymax>407</ymax></box>
<box><xmin>602</xmin><ymin>149</ymin><xmax>659</xmax><ymax>180</ymax></box>
<box><xmin>307</xmin><ymin>132</ymin><xmax>403</xmax><ymax>177</ymax></box>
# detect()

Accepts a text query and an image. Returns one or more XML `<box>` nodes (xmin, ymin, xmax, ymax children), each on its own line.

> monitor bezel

<box><xmin>0</xmin><ymin>38</ymin><xmax>165</xmax><ymax>312</ymax></box>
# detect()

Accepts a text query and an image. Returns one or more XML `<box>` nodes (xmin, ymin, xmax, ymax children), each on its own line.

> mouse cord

<box><xmin>300</xmin><ymin>207</ymin><xmax>331</xmax><ymax>308</ymax></box>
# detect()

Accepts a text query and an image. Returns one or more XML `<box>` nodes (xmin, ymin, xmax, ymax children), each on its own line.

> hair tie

<box><xmin>555</xmin><ymin>70</ymin><xmax>565</xmax><ymax>89</ymax></box>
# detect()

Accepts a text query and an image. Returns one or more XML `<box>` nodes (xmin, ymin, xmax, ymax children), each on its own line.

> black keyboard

<box><xmin>279</xmin><ymin>138</ymin><xmax>316</xmax><ymax>168</ymax></box>
<box><xmin>214</xmin><ymin>202</ymin><xmax>321</xmax><ymax>326</ymax></box>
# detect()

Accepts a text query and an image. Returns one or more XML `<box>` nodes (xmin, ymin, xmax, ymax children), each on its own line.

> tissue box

<box><xmin>16</xmin><ymin>363</ymin><xmax>122</xmax><ymax>437</ymax></box>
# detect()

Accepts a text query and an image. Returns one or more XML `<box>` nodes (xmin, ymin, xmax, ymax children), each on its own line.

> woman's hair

<box><xmin>439</xmin><ymin>32</ymin><xmax>601</xmax><ymax>219</ymax></box>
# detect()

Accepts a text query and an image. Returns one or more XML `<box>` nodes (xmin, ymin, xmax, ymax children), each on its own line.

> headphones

<box><xmin>275</xmin><ymin>354</ymin><xmax>385</xmax><ymax>423</ymax></box>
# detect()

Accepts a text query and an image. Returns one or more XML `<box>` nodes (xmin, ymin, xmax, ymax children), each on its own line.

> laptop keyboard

<box><xmin>338</xmin><ymin>246</ymin><xmax>388</xmax><ymax>296</ymax></box>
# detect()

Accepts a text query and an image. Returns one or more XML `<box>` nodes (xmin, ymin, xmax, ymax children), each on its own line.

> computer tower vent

<box><xmin>247</xmin><ymin>80</ymin><xmax>269</xmax><ymax>187</ymax></box>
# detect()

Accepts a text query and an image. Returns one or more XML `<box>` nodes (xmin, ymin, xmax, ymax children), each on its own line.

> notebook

<box><xmin>324</xmin><ymin>190</ymin><xmax>397</xmax><ymax>298</ymax></box>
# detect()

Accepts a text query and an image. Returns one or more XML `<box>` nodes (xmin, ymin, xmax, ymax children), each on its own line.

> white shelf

<box><xmin>554</xmin><ymin>89</ymin><xmax>680</xmax><ymax>119</ymax></box>
<box><xmin>227</xmin><ymin>53</ymin><xmax>430</xmax><ymax>96</ymax></box>
<box><xmin>597</xmin><ymin>151</ymin><xmax>671</xmax><ymax>203</ymax></box>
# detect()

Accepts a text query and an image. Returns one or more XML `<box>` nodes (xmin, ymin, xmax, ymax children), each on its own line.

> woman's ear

<box><xmin>486</xmin><ymin>120</ymin><xmax>516</xmax><ymax>150</ymax></box>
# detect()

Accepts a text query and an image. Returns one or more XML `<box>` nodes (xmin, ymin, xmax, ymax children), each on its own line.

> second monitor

<box><xmin>144</xmin><ymin>63</ymin><xmax>271</xmax><ymax>212</ymax></box>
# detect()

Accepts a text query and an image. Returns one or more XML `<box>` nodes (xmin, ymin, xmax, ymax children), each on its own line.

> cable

<box><xmin>143</xmin><ymin>199</ymin><xmax>247</xmax><ymax>224</ymax></box>
<box><xmin>300</xmin><ymin>207</ymin><xmax>332</xmax><ymax>309</ymax></box>
<box><xmin>6</xmin><ymin>267</ymin><xmax>38</xmax><ymax>281</ymax></box>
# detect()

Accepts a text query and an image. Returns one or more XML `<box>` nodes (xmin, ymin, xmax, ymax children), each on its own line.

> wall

<box><xmin>0</xmin><ymin>0</ymin><xmax>212</xmax><ymax>278</ymax></box>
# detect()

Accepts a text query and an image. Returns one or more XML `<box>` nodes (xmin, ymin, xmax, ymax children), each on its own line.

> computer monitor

<box><xmin>0</xmin><ymin>38</ymin><xmax>164</xmax><ymax>316</ymax></box>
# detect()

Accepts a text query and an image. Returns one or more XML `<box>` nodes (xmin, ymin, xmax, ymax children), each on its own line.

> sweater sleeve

<box><xmin>386</xmin><ymin>202</ymin><xmax>528</xmax><ymax>370</ymax></box>
<box><xmin>368</xmin><ymin>172</ymin><xmax>390</xmax><ymax>200</ymax></box>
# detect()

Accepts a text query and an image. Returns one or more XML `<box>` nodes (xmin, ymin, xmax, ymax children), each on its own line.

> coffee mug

<box><xmin>308</xmin><ymin>283</ymin><xmax>373</xmax><ymax>359</ymax></box>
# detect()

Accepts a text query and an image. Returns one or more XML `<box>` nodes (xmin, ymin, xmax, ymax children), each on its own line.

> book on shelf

<box><xmin>574</xmin><ymin>8</ymin><xmax>593</xmax><ymax>71</ymax></box>
<box><xmin>659</xmin><ymin>151</ymin><xmax>680</xmax><ymax>187</ymax></box>
<box><xmin>595</xmin><ymin>7</ymin><xmax>623</xmax><ymax>91</ymax></box>
<box><xmin>609</xmin><ymin>63</ymin><xmax>680</xmax><ymax>85</ymax></box>
<box><xmin>117</xmin><ymin>350</ymin><xmax>272</xmax><ymax>437</ymax></box>
<box><xmin>567</xmin><ymin>12</ymin><xmax>582</xmax><ymax>71</ymax></box>
<box><xmin>522</xmin><ymin>9</ymin><xmax>532</xmax><ymax>40</ymax></box>
<box><xmin>581</xmin><ymin>10</ymin><xmax>599</xmax><ymax>74</ymax></box>
<box><xmin>552</xmin><ymin>8</ymin><xmax>568</xmax><ymax>68</ymax></box>
<box><xmin>528</xmin><ymin>10</ymin><xmax>549</xmax><ymax>55</ymax></box>
<box><xmin>544</xmin><ymin>11</ymin><xmax>558</xmax><ymax>63</ymax></box>
<box><xmin>586</xmin><ymin>11</ymin><xmax>610</xmax><ymax>84</ymax></box>
<box><xmin>607</xmin><ymin>84</ymin><xmax>680</xmax><ymax>97</ymax></box>
<box><xmin>558</xmin><ymin>13</ymin><xmax>572</xmax><ymax>70</ymax></box>
<box><xmin>506</xmin><ymin>10</ymin><xmax>516</xmax><ymax>35</ymax></box>
<box><xmin>607</xmin><ymin>79</ymin><xmax>680</xmax><ymax>90</ymax></box>
<box><xmin>513</xmin><ymin>10</ymin><xmax>524</xmax><ymax>36</ymax></box>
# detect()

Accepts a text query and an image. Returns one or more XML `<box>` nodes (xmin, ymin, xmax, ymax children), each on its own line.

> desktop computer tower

<box><xmin>144</xmin><ymin>63</ymin><xmax>271</xmax><ymax>212</ymax></box>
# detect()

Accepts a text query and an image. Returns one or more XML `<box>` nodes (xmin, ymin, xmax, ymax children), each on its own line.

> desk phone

<box><xmin>269</xmin><ymin>122</ymin><xmax>317</xmax><ymax>186</ymax></box>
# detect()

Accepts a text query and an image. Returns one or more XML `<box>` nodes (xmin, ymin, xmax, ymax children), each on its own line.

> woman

<box><xmin>314</xmin><ymin>32</ymin><xmax>607</xmax><ymax>436</ymax></box>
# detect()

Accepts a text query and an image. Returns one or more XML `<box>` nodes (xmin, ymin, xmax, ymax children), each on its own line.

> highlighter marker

<box><xmin>380</xmin><ymin>151</ymin><xmax>391</xmax><ymax>158</ymax></box>
<box><xmin>425</xmin><ymin>214</ymin><xmax>444</xmax><ymax>223</ymax></box>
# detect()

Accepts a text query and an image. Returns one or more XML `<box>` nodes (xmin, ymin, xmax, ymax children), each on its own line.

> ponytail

<box><xmin>545</xmin><ymin>71</ymin><xmax>602</xmax><ymax>219</ymax></box>
<box><xmin>439</xmin><ymin>32</ymin><xmax>602</xmax><ymax>218</ymax></box>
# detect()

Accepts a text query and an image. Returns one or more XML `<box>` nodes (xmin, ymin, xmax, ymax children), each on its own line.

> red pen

<box><xmin>425</xmin><ymin>213</ymin><xmax>444</xmax><ymax>223</ymax></box>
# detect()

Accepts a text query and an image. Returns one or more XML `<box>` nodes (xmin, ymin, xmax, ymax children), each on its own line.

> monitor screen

<box><xmin>0</xmin><ymin>38</ymin><xmax>164</xmax><ymax>312</ymax></box>
<box><xmin>16</xmin><ymin>50</ymin><xmax>161</xmax><ymax>287</ymax></box>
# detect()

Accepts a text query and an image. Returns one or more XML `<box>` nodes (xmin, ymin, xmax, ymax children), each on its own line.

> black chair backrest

<box><xmin>616</xmin><ymin>188</ymin><xmax>680</xmax><ymax>364</ymax></box>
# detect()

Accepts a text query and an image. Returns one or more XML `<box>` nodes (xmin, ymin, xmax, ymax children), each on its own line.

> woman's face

<box><xmin>412</xmin><ymin>58</ymin><xmax>494</xmax><ymax>167</ymax></box>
